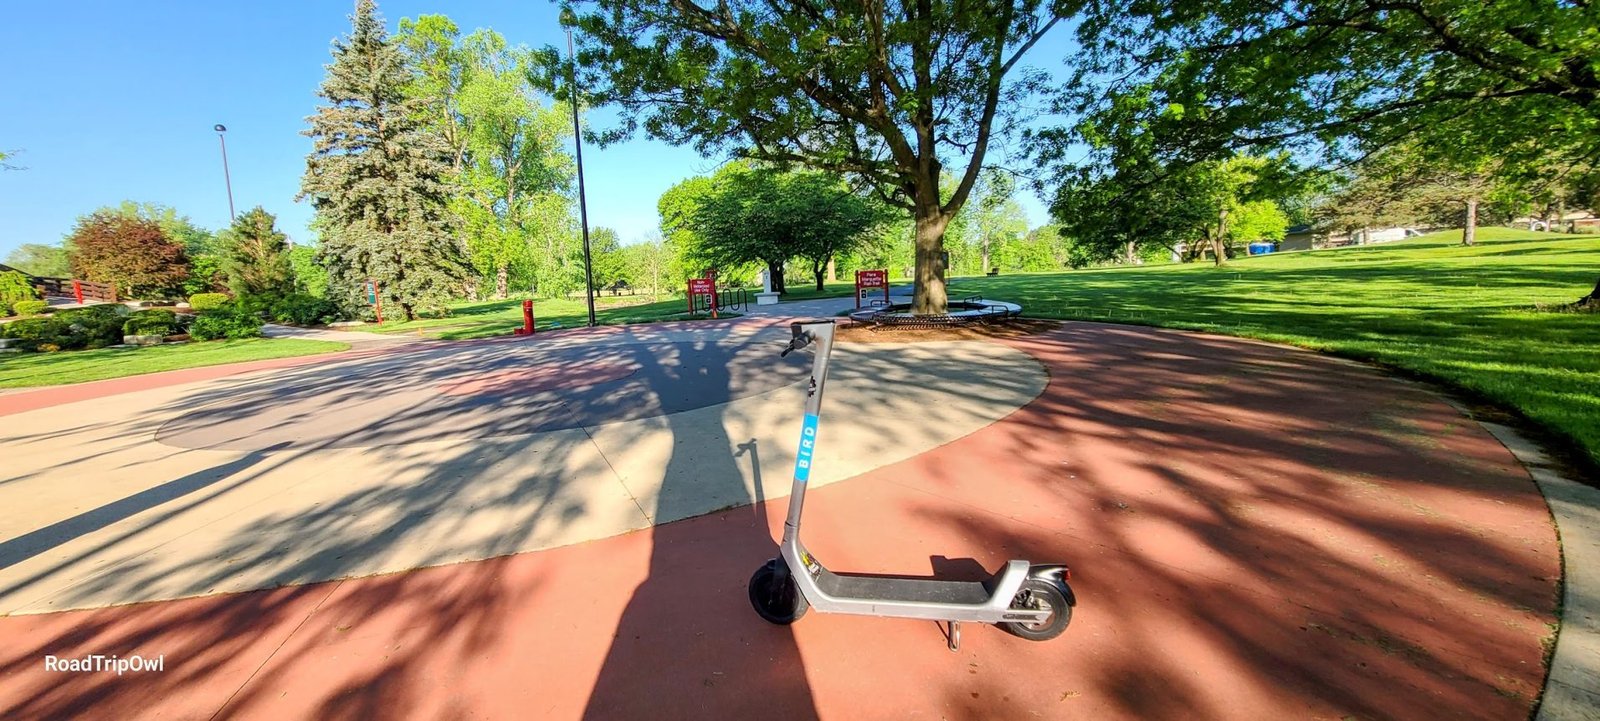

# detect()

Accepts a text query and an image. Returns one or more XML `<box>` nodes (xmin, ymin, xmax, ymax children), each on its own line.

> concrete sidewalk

<box><xmin>0</xmin><ymin>320</ymin><xmax>1045</xmax><ymax>613</ymax></box>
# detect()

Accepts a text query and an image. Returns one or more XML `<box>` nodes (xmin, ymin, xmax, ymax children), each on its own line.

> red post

<box><xmin>515</xmin><ymin>299</ymin><xmax>536</xmax><ymax>335</ymax></box>
<box><xmin>72</xmin><ymin>280</ymin><xmax>85</xmax><ymax>305</ymax></box>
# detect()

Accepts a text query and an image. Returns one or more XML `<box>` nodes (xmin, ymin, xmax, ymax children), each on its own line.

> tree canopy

<box><xmin>300</xmin><ymin>0</ymin><xmax>470</xmax><ymax>320</ymax></box>
<box><xmin>219</xmin><ymin>206</ymin><xmax>295</xmax><ymax>298</ymax></box>
<box><xmin>562</xmin><ymin>0</ymin><xmax>1069</xmax><ymax>313</ymax></box>
<box><xmin>67</xmin><ymin>213</ymin><xmax>189</xmax><ymax>299</ymax></box>
<box><xmin>663</xmin><ymin>162</ymin><xmax>885</xmax><ymax>293</ymax></box>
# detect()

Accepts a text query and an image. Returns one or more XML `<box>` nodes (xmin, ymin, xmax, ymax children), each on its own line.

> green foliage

<box><xmin>123</xmin><ymin>309</ymin><xmax>184</xmax><ymax>337</ymax></box>
<box><xmin>266</xmin><ymin>293</ymin><xmax>343</xmax><ymax>326</ymax></box>
<box><xmin>48</xmin><ymin>304</ymin><xmax>127</xmax><ymax>349</ymax></box>
<box><xmin>288</xmin><ymin>245</ymin><xmax>331</xmax><ymax>298</ymax></box>
<box><xmin>3</xmin><ymin>243</ymin><xmax>72</xmax><ymax>278</ymax></box>
<box><xmin>664</xmin><ymin>162</ymin><xmax>884</xmax><ymax>293</ymax></box>
<box><xmin>67</xmin><ymin>213</ymin><xmax>190</xmax><ymax>299</ymax></box>
<box><xmin>300</xmin><ymin>0</ymin><xmax>471</xmax><ymax>321</ymax></box>
<box><xmin>218</xmin><ymin>206</ymin><xmax>294</xmax><ymax>298</ymax></box>
<box><xmin>182</xmin><ymin>254</ymin><xmax>228</xmax><ymax>297</ymax></box>
<box><xmin>1063</xmin><ymin>0</ymin><xmax>1600</xmax><ymax>173</ymax></box>
<box><xmin>588</xmin><ymin>227</ymin><xmax>626</xmax><ymax>291</ymax></box>
<box><xmin>620</xmin><ymin>235</ymin><xmax>679</xmax><ymax>298</ymax></box>
<box><xmin>560</xmin><ymin>0</ymin><xmax>1070</xmax><ymax>314</ymax></box>
<box><xmin>189</xmin><ymin>304</ymin><xmax>263</xmax><ymax>341</ymax></box>
<box><xmin>0</xmin><ymin>318</ymin><xmax>67</xmax><ymax>351</ymax></box>
<box><xmin>188</xmin><ymin>293</ymin><xmax>230</xmax><ymax>311</ymax></box>
<box><xmin>104</xmin><ymin>201</ymin><xmax>216</xmax><ymax>255</ymax></box>
<box><xmin>12</xmin><ymin>300</ymin><xmax>48</xmax><ymax>316</ymax></box>
<box><xmin>0</xmin><ymin>270</ymin><xmax>39</xmax><ymax>312</ymax></box>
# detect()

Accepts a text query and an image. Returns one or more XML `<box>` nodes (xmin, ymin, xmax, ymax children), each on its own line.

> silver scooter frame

<box><xmin>770</xmin><ymin>319</ymin><xmax>1073</xmax><ymax>649</ymax></box>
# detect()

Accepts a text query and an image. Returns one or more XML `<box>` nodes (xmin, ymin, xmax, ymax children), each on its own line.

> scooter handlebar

<box><xmin>779</xmin><ymin>319</ymin><xmax>835</xmax><ymax>357</ymax></box>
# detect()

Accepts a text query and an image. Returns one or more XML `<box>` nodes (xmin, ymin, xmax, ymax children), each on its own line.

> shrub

<box><xmin>267</xmin><ymin>293</ymin><xmax>342</xmax><ymax>326</ymax></box>
<box><xmin>188</xmin><ymin>293</ymin><xmax>230</xmax><ymax>311</ymax></box>
<box><xmin>0</xmin><ymin>271</ymin><xmax>38</xmax><ymax>311</ymax></box>
<box><xmin>12</xmin><ymin>300</ymin><xmax>49</xmax><ymax>316</ymax></box>
<box><xmin>123</xmin><ymin>308</ymin><xmax>184</xmax><ymax>337</ymax></box>
<box><xmin>189</xmin><ymin>304</ymin><xmax>262</xmax><ymax>341</ymax></box>
<box><xmin>0</xmin><ymin>317</ymin><xmax>68</xmax><ymax>351</ymax></box>
<box><xmin>53</xmin><ymin>304</ymin><xmax>127</xmax><ymax>349</ymax></box>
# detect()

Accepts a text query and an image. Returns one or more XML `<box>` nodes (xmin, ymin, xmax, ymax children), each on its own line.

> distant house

<box><xmin>1280</xmin><ymin>225</ymin><xmax>1421</xmax><ymax>251</ymax></box>
<box><xmin>1512</xmin><ymin>211</ymin><xmax>1599</xmax><ymax>232</ymax></box>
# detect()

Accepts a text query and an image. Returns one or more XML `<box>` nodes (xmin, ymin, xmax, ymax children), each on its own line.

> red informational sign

<box><xmin>855</xmin><ymin>269</ymin><xmax>889</xmax><ymax>308</ymax></box>
<box><xmin>688</xmin><ymin>277</ymin><xmax>718</xmax><ymax>318</ymax></box>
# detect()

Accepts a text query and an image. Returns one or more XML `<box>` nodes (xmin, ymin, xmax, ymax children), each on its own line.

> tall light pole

<box><xmin>214</xmin><ymin>124</ymin><xmax>236</xmax><ymax>222</ymax></box>
<box><xmin>563</xmin><ymin>9</ymin><xmax>598</xmax><ymax>327</ymax></box>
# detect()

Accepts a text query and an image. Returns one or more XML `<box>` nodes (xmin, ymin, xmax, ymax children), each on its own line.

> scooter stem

<box><xmin>780</xmin><ymin>320</ymin><xmax>838</xmax><ymax>545</ymax></box>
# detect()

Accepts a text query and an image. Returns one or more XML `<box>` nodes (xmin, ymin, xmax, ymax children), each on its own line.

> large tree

<box><xmin>1059</xmin><ymin>0</ymin><xmax>1600</xmax><ymax>302</ymax></box>
<box><xmin>400</xmin><ymin>19</ymin><xmax>577</xmax><ymax>299</ymax></box>
<box><xmin>562</xmin><ymin>0</ymin><xmax>1067</xmax><ymax>314</ymax></box>
<box><xmin>4</xmin><ymin>243</ymin><xmax>72</xmax><ymax>278</ymax></box>
<box><xmin>219</xmin><ymin>206</ymin><xmax>295</xmax><ymax>298</ymax></box>
<box><xmin>673</xmin><ymin>163</ymin><xmax>884</xmax><ymax>293</ymax></box>
<box><xmin>67</xmin><ymin>213</ymin><xmax>189</xmax><ymax>299</ymax></box>
<box><xmin>300</xmin><ymin>0</ymin><xmax>470</xmax><ymax>320</ymax></box>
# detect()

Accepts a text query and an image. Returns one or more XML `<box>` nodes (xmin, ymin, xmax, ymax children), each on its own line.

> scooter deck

<box><xmin>818</xmin><ymin>570</ymin><xmax>993</xmax><ymax>605</ymax></box>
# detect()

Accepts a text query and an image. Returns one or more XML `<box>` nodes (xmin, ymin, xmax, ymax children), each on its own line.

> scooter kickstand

<box><xmin>946</xmin><ymin>621</ymin><xmax>961</xmax><ymax>652</ymax></box>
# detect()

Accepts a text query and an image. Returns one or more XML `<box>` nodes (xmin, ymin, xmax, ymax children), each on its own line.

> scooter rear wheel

<box><xmin>1001</xmin><ymin>579</ymin><xmax>1072</xmax><ymax>641</ymax></box>
<box><xmin>749</xmin><ymin>559</ymin><xmax>809</xmax><ymax>625</ymax></box>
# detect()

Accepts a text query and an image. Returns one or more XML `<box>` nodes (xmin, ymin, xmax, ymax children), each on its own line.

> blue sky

<box><xmin>0</xmin><ymin>1</ymin><xmax>1059</xmax><ymax>258</ymax></box>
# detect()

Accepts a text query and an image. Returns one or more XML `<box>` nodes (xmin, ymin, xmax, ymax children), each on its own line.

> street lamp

<box><xmin>562</xmin><ymin>8</ymin><xmax>598</xmax><ymax>328</ymax></box>
<box><xmin>214</xmin><ymin>124</ymin><xmax>236</xmax><ymax>222</ymax></box>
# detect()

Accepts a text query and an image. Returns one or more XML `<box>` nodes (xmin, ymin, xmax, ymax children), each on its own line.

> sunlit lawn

<box><xmin>350</xmin><ymin>292</ymin><xmax>742</xmax><ymax>340</ymax></box>
<box><xmin>948</xmin><ymin>228</ymin><xmax>1600</xmax><ymax>467</ymax></box>
<box><xmin>0</xmin><ymin>338</ymin><xmax>348</xmax><ymax>389</ymax></box>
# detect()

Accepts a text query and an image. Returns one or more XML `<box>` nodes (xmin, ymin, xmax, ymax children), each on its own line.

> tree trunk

<box><xmin>912</xmin><ymin>205</ymin><xmax>950</xmax><ymax>315</ymax></box>
<box><xmin>1578</xmin><ymin>276</ymin><xmax>1600</xmax><ymax>307</ymax></box>
<box><xmin>1210</xmin><ymin>207</ymin><xmax>1230</xmax><ymax>267</ymax></box>
<box><xmin>814</xmin><ymin>266</ymin><xmax>826</xmax><ymax>291</ymax></box>
<box><xmin>981</xmin><ymin>233</ymin><xmax>991</xmax><ymax>275</ymax></box>
<box><xmin>1463</xmin><ymin>198</ymin><xmax>1478</xmax><ymax>246</ymax></box>
<box><xmin>767</xmin><ymin>259</ymin><xmax>786</xmax><ymax>295</ymax></box>
<box><xmin>826</xmin><ymin>256</ymin><xmax>836</xmax><ymax>283</ymax></box>
<box><xmin>1125</xmin><ymin>240</ymin><xmax>1136</xmax><ymax>265</ymax></box>
<box><xmin>495</xmin><ymin>264</ymin><xmax>508</xmax><ymax>299</ymax></box>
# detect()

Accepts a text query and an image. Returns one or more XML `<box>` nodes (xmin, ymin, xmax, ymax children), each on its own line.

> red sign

<box><xmin>688</xmin><ymin>277</ymin><xmax>718</xmax><ymax>318</ymax></box>
<box><xmin>855</xmin><ymin>269</ymin><xmax>889</xmax><ymax>308</ymax></box>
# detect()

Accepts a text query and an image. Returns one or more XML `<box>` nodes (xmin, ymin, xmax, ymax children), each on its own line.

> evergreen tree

<box><xmin>219</xmin><ymin>206</ymin><xmax>294</xmax><ymax>299</ymax></box>
<box><xmin>299</xmin><ymin>0</ymin><xmax>468</xmax><ymax>320</ymax></box>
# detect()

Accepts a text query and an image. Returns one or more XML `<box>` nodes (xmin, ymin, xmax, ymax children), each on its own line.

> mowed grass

<box><xmin>350</xmin><ymin>292</ymin><xmax>742</xmax><ymax>340</ymax></box>
<box><xmin>949</xmin><ymin>228</ymin><xmax>1600</xmax><ymax>466</ymax></box>
<box><xmin>0</xmin><ymin>338</ymin><xmax>348</xmax><ymax>389</ymax></box>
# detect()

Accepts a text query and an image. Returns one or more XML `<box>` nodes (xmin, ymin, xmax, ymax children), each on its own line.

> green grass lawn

<box><xmin>948</xmin><ymin>227</ymin><xmax>1600</xmax><ymax>467</ymax></box>
<box><xmin>350</xmin><ymin>293</ymin><xmax>743</xmax><ymax>340</ymax></box>
<box><xmin>0</xmin><ymin>338</ymin><xmax>349</xmax><ymax>389</ymax></box>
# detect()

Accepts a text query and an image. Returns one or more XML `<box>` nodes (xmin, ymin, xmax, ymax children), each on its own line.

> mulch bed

<box><xmin>835</xmin><ymin>317</ymin><xmax>1061</xmax><ymax>343</ymax></box>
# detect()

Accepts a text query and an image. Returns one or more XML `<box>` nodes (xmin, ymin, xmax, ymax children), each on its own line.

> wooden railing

<box><xmin>33</xmin><ymin>277</ymin><xmax>117</xmax><ymax>303</ymax></box>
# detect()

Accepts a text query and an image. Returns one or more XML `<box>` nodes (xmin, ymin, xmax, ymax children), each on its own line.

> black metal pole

<box><xmin>568</xmin><ymin>29</ymin><xmax>597</xmax><ymax>328</ymax></box>
<box><xmin>214</xmin><ymin>125</ymin><xmax>236</xmax><ymax>221</ymax></box>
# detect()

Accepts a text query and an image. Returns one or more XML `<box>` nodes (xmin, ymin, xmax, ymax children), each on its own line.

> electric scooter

<box><xmin>748</xmin><ymin>319</ymin><xmax>1075</xmax><ymax>650</ymax></box>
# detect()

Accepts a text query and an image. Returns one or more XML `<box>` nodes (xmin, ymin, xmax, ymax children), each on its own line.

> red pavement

<box><xmin>0</xmin><ymin>323</ymin><xmax>1559</xmax><ymax>720</ymax></box>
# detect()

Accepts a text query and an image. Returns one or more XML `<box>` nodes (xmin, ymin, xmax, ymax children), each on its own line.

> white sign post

<box><xmin>756</xmin><ymin>268</ymin><xmax>780</xmax><ymax>305</ymax></box>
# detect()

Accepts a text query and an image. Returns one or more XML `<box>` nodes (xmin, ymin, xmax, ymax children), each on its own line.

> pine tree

<box><xmin>299</xmin><ymin>0</ymin><xmax>468</xmax><ymax>320</ymax></box>
<box><xmin>219</xmin><ymin>206</ymin><xmax>294</xmax><ymax>299</ymax></box>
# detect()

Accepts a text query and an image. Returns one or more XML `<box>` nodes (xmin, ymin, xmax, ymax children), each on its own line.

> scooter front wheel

<box><xmin>748</xmin><ymin>559</ymin><xmax>809</xmax><ymax>625</ymax></box>
<box><xmin>1001</xmin><ymin>579</ymin><xmax>1072</xmax><ymax>641</ymax></box>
